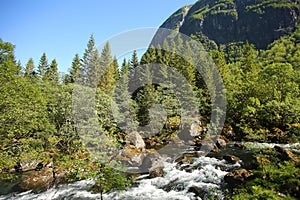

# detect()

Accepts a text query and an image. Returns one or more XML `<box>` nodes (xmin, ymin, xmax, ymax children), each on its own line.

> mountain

<box><xmin>160</xmin><ymin>0</ymin><xmax>300</xmax><ymax>49</ymax></box>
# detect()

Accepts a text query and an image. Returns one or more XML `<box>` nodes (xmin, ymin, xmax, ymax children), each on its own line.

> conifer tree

<box><xmin>86</xmin><ymin>48</ymin><xmax>101</xmax><ymax>88</ymax></box>
<box><xmin>68</xmin><ymin>53</ymin><xmax>82</xmax><ymax>83</ymax></box>
<box><xmin>38</xmin><ymin>53</ymin><xmax>48</xmax><ymax>79</ymax></box>
<box><xmin>98</xmin><ymin>42</ymin><xmax>116</xmax><ymax>93</ymax></box>
<box><xmin>82</xmin><ymin>35</ymin><xmax>96</xmax><ymax>86</ymax></box>
<box><xmin>45</xmin><ymin>59</ymin><xmax>59</xmax><ymax>82</ymax></box>
<box><xmin>112</xmin><ymin>56</ymin><xmax>120</xmax><ymax>82</ymax></box>
<box><xmin>25</xmin><ymin>58</ymin><xmax>35</xmax><ymax>77</ymax></box>
<box><xmin>113</xmin><ymin>59</ymin><xmax>138</xmax><ymax>132</ymax></box>
<box><xmin>130</xmin><ymin>50</ymin><xmax>139</xmax><ymax>69</ymax></box>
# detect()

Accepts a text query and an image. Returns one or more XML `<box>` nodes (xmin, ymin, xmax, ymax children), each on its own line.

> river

<box><xmin>0</xmin><ymin>143</ymin><xmax>299</xmax><ymax>200</ymax></box>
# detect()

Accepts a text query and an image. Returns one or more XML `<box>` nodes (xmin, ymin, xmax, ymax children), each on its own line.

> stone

<box><xmin>149</xmin><ymin>161</ymin><xmax>165</xmax><ymax>178</ymax></box>
<box><xmin>125</xmin><ymin>131</ymin><xmax>146</xmax><ymax>151</ymax></box>
<box><xmin>224</xmin><ymin>169</ymin><xmax>251</xmax><ymax>188</ymax></box>
<box><xmin>216</xmin><ymin>138</ymin><xmax>227</xmax><ymax>149</ymax></box>
<box><xmin>194</xmin><ymin>138</ymin><xmax>219</xmax><ymax>153</ymax></box>
<box><xmin>190</xmin><ymin>123</ymin><xmax>202</xmax><ymax>137</ymax></box>
<box><xmin>188</xmin><ymin>186</ymin><xmax>206</xmax><ymax>199</ymax></box>
<box><xmin>138</xmin><ymin>150</ymin><xmax>165</xmax><ymax>177</ymax></box>
<box><xmin>139</xmin><ymin>151</ymin><xmax>161</xmax><ymax>173</ymax></box>
<box><xmin>18</xmin><ymin>167</ymin><xmax>54</xmax><ymax>193</ymax></box>
<box><xmin>175</xmin><ymin>155</ymin><xmax>194</xmax><ymax>165</ymax></box>
<box><xmin>117</xmin><ymin>145</ymin><xmax>145</xmax><ymax>167</ymax></box>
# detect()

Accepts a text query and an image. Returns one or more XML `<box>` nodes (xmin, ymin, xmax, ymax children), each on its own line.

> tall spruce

<box><xmin>68</xmin><ymin>53</ymin><xmax>82</xmax><ymax>84</ymax></box>
<box><xmin>38</xmin><ymin>52</ymin><xmax>48</xmax><ymax>79</ymax></box>
<box><xmin>82</xmin><ymin>35</ymin><xmax>96</xmax><ymax>86</ymax></box>
<box><xmin>45</xmin><ymin>59</ymin><xmax>59</xmax><ymax>82</ymax></box>
<box><xmin>25</xmin><ymin>58</ymin><xmax>35</xmax><ymax>77</ymax></box>
<box><xmin>98</xmin><ymin>42</ymin><xmax>116</xmax><ymax>94</ymax></box>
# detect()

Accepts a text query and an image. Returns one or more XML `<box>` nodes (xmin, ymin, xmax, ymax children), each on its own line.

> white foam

<box><xmin>0</xmin><ymin>155</ymin><xmax>241</xmax><ymax>200</ymax></box>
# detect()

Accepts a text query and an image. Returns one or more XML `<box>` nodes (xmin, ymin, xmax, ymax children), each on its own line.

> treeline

<box><xmin>1</xmin><ymin>24</ymin><xmax>300</xmax><ymax>194</ymax></box>
<box><xmin>0</xmin><ymin>36</ymin><xmax>131</xmax><ymax>195</ymax></box>
<box><xmin>136</xmin><ymin>27</ymin><xmax>300</xmax><ymax>143</ymax></box>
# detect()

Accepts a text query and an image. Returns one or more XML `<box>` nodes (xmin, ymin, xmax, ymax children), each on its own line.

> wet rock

<box><xmin>223</xmin><ymin>154</ymin><xmax>240</xmax><ymax>164</ymax></box>
<box><xmin>161</xmin><ymin>178</ymin><xmax>185</xmax><ymax>192</ymax></box>
<box><xmin>188</xmin><ymin>186</ymin><xmax>206</xmax><ymax>199</ymax></box>
<box><xmin>168</xmin><ymin>135</ymin><xmax>185</xmax><ymax>147</ymax></box>
<box><xmin>175</xmin><ymin>155</ymin><xmax>194</xmax><ymax>165</ymax></box>
<box><xmin>140</xmin><ymin>151</ymin><xmax>163</xmax><ymax>175</ymax></box>
<box><xmin>224</xmin><ymin>169</ymin><xmax>251</xmax><ymax>188</ymax></box>
<box><xmin>125</xmin><ymin>131</ymin><xmax>146</xmax><ymax>151</ymax></box>
<box><xmin>18</xmin><ymin>167</ymin><xmax>54</xmax><ymax>193</ymax></box>
<box><xmin>117</xmin><ymin>145</ymin><xmax>145</xmax><ymax>167</ymax></box>
<box><xmin>149</xmin><ymin>160</ymin><xmax>165</xmax><ymax>178</ymax></box>
<box><xmin>194</xmin><ymin>138</ymin><xmax>219</xmax><ymax>153</ymax></box>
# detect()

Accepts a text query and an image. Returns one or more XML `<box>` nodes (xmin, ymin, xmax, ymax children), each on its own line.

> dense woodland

<box><xmin>1</xmin><ymin>24</ymin><xmax>300</xmax><ymax>198</ymax></box>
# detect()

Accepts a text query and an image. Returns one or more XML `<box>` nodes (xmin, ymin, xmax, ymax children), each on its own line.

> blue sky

<box><xmin>0</xmin><ymin>0</ymin><xmax>196</xmax><ymax>72</ymax></box>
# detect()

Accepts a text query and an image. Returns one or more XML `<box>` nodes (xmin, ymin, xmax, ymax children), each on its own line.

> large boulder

<box><xmin>18</xmin><ymin>167</ymin><xmax>54</xmax><ymax>193</ymax></box>
<box><xmin>140</xmin><ymin>151</ymin><xmax>165</xmax><ymax>177</ymax></box>
<box><xmin>194</xmin><ymin>138</ymin><xmax>219</xmax><ymax>153</ymax></box>
<box><xmin>149</xmin><ymin>160</ymin><xmax>165</xmax><ymax>178</ymax></box>
<box><xmin>117</xmin><ymin>145</ymin><xmax>145</xmax><ymax>167</ymax></box>
<box><xmin>125</xmin><ymin>131</ymin><xmax>146</xmax><ymax>151</ymax></box>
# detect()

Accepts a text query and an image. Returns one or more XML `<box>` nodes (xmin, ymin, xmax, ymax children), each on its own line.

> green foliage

<box><xmin>191</xmin><ymin>0</ymin><xmax>237</xmax><ymax>19</ymax></box>
<box><xmin>93</xmin><ymin>164</ymin><xmax>131</xmax><ymax>193</ymax></box>
<box><xmin>231</xmin><ymin>150</ymin><xmax>300</xmax><ymax>200</ymax></box>
<box><xmin>2</xmin><ymin>19</ymin><xmax>300</xmax><ymax>195</ymax></box>
<box><xmin>0</xmin><ymin>38</ymin><xmax>130</xmax><ymax>196</ymax></box>
<box><xmin>38</xmin><ymin>52</ymin><xmax>48</xmax><ymax>79</ymax></box>
<box><xmin>24</xmin><ymin>58</ymin><xmax>35</xmax><ymax>77</ymax></box>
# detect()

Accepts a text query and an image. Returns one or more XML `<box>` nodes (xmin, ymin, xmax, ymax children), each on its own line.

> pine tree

<box><xmin>82</xmin><ymin>35</ymin><xmax>96</xmax><ymax>86</ymax></box>
<box><xmin>86</xmin><ymin>48</ymin><xmax>101</xmax><ymax>88</ymax></box>
<box><xmin>38</xmin><ymin>53</ymin><xmax>48</xmax><ymax>79</ymax></box>
<box><xmin>130</xmin><ymin>50</ymin><xmax>139</xmax><ymax>69</ymax></box>
<box><xmin>98</xmin><ymin>42</ymin><xmax>116</xmax><ymax>93</ymax></box>
<box><xmin>25</xmin><ymin>58</ymin><xmax>35</xmax><ymax>77</ymax></box>
<box><xmin>68</xmin><ymin>53</ymin><xmax>82</xmax><ymax>83</ymax></box>
<box><xmin>113</xmin><ymin>59</ymin><xmax>138</xmax><ymax>132</ymax></box>
<box><xmin>45</xmin><ymin>59</ymin><xmax>59</xmax><ymax>82</ymax></box>
<box><xmin>112</xmin><ymin>56</ymin><xmax>120</xmax><ymax>82</ymax></box>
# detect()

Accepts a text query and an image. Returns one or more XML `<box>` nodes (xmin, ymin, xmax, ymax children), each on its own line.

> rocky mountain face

<box><xmin>160</xmin><ymin>0</ymin><xmax>300</xmax><ymax>49</ymax></box>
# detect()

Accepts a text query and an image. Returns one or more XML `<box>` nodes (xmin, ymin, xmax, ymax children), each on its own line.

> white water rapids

<box><xmin>0</xmin><ymin>156</ymin><xmax>240</xmax><ymax>200</ymax></box>
<box><xmin>1</xmin><ymin>142</ymin><xmax>299</xmax><ymax>200</ymax></box>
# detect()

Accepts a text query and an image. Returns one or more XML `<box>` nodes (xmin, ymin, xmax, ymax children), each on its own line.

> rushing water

<box><xmin>1</xmin><ymin>143</ymin><xmax>299</xmax><ymax>200</ymax></box>
<box><xmin>0</xmin><ymin>156</ymin><xmax>240</xmax><ymax>200</ymax></box>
